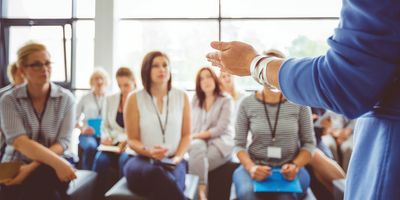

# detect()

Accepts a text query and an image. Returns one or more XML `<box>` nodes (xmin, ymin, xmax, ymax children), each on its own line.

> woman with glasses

<box><xmin>0</xmin><ymin>41</ymin><xmax>76</xmax><ymax>200</ymax></box>
<box><xmin>123</xmin><ymin>51</ymin><xmax>191</xmax><ymax>200</ymax></box>
<box><xmin>75</xmin><ymin>68</ymin><xmax>109</xmax><ymax>170</ymax></box>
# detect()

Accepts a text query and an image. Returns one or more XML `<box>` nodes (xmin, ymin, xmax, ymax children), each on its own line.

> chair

<box><xmin>67</xmin><ymin>170</ymin><xmax>97</xmax><ymax>200</ymax></box>
<box><xmin>105</xmin><ymin>174</ymin><xmax>199</xmax><ymax>200</ymax></box>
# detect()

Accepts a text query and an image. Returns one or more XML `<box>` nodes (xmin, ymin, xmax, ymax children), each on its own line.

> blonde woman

<box><xmin>219</xmin><ymin>71</ymin><xmax>247</xmax><ymax>114</ymax></box>
<box><xmin>76</xmin><ymin>68</ymin><xmax>109</xmax><ymax>170</ymax></box>
<box><xmin>0</xmin><ymin>42</ymin><xmax>76</xmax><ymax>200</ymax></box>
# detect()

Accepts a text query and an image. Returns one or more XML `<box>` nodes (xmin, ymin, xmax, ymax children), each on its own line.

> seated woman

<box><xmin>219</xmin><ymin>71</ymin><xmax>247</xmax><ymax>114</ymax></box>
<box><xmin>0</xmin><ymin>42</ymin><xmax>76</xmax><ymax>200</ymax></box>
<box><xmin>233</xmin><ymin>83</ymin><xmax>316</xmax><ymax>200</ymax></box>
<box><xmin>92</xmin><ymin>67</ymin><xmax>136</xmax><ymax>200</ymax></box>
<box><xmin>265</xmin><ymin>49</ymin><xmax>345</xmax><ymax>200</ymax></box>
<box><xmin>189</xmin><ymin>67</ymin><xmax>234</xmax><ymax>200</ymax></box>
<box><xmin>75</xmin><ymin>68</ymin><xmax>109</xmax><ymax>170</ymax></box>
<box><xmin>123</xmin><ymin>51</ymin><xmax>191</xmax><ymax>200</ymax></box>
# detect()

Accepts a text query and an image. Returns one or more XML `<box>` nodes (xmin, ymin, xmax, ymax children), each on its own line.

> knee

<box><xmin>189</xmin><ymin>139</ymin><xmax>207</xmax><ymax>156</ymax></box>
<box><xmin>80</xmin><ymin>138</ymin><xmax>98</xmax><ymax>151</ymax></box>
<box><xmin>93</xmin><ymin>153</ymin><xmax>111</xmax><ymax>171</ymax></box>
<box><xmin>235</xmin><ymin>185</ymin><xmax>254</xmax><ymax>200</ymax></box>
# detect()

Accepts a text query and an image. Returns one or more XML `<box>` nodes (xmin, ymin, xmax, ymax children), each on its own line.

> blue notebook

<box><xmin>87</xmin><ymin>117</ymin><xmax>102</xmax><ymax>137</ymax></box>
<box><xmin>253</xmin><ymin>168</ymin><xmax>302</xmax><ymax>193</ymax></box>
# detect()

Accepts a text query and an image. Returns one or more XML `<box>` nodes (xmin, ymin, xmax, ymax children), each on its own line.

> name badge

<box><xmin>267</xmin><ymin>146</ymin><xmax>282</xmax><ymax>159</ymax></box>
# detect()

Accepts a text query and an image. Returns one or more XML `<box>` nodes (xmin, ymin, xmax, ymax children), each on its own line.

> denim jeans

<box><xmin>78</xmin><ymin>134</ymin><xmax>99</xmax><ymax>170</ymax></box>
<box><xmin>233</xmin><ymin>165</ymin><xmax>310</xmax><ymax>200</ymax></box>
<box><xmin>123</xmin><ymin>156</ymin><xmax>187</xmax><ymax>200</ymax></box>
<box><xmin>92</xmin><ymin>151</ymin><xmax>130</xmax><ymax>200</ymax></box>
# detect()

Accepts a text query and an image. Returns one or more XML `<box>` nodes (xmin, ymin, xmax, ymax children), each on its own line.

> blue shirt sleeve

<box><xmin>278</xmin><ymin>0</ymin><xmax>400</xmax><ymax>119</ymax></box>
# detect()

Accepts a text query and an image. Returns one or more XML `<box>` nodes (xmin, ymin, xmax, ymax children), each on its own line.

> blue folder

<box><xmin>253</xmin><ymin>168</ymin><xmax>302</xmax><ymax>193</ymax></box>
<box><xmin>87</xmin><ymin>117</ymin><xmax>102</xmax><ymax>137</ymax></box>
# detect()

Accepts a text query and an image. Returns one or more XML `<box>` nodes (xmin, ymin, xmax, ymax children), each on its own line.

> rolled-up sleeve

<box><xmin>0</xmin><ymin>95</ymin><xmax>27</xmax><ymax>145</ymax></box>
<box><xmin>279</xmin><ymin>0</ymin><xmax>400</xmax><ymax>119</ymax></box>
<box><xmin>208</xmin><ymin>97</ymin><xmax>233</xmax><ymax>138</ymax></box>
<box><xmin>57</xmin><ymin>93</ymin><xmax>76</xmax><ymax>150</ymax></box>
<box><xmin>298</xmin><ymin>106</ymin><xmax>316</xmax><ymax>154</ymax></box>
<box><xmin>233</xmin><ymin>100</ymin><xmax>249</xmax><ymax>155</ymax></box>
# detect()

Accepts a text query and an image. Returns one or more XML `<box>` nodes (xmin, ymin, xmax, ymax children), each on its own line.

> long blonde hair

<box><xmin>219</xmin><ymin>72</ymin><xmax>239</xmax><ymax>101</ymax></box>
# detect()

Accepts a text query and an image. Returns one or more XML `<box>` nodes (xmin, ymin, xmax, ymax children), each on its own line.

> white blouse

<box><xmin>136</xmin><ymin>88</ymin><xmax>186</xmax><ymax>156</ymax></box>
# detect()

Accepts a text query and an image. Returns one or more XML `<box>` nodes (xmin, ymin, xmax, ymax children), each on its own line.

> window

<box><xmin>117</xmin><ymin>20</ymin><xmax>219</xmax><ymax>90</ymax></box>
<box><xmin>0</xmin><ymin>0</ymin><xmax>95</xmax><ymax>89</ymax></box>
<box><xmin>4</xmin><ymin>0</ymin><xmax>71</xmax><ymax>18</ymax></box>
<box><xmin>8</xmin><ymin>25</ymin><xmax>71</xmax><ymax>82</ymax></box>
<box><xmin>117</xmin><ymin>0</ymin><xmax>341</xmax><ymax>90</ymax></box>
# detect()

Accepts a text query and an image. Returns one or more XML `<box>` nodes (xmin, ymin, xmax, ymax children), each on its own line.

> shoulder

<box><xmin>107</xmin><ymin>92</ymin><xmax>121</xmax><ymax>101</ymax></box>
<box><xmin>218</xmin><ymin>93</ymin><xmax>233</xmax><ymax>104</ymax></box>
<box><xmin>52</xmin><ymin>83</ymin><xmax>75</xmax><ymax>103</ymax></box>
<box><xmin>170</xmin><ymin>87</ymin><xmax>186</xmax><ymax>98</ymax></box>
<box><xmin>241</xmin><ymin>93</ymin><xmax>256</xmax><ymax>105</ymax></box>
<box><xmin>0</xmin><ymin>84</ymin><xmax>14</xmax><ymax>97</ymax></box>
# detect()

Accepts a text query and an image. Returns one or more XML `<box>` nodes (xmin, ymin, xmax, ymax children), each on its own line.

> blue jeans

<box><xmin>92</xmin><ymin>151</ymin><xmax>130</xmax><ymax>200</ymax></box>
<box><xmin>123</xmin><ymin>156</ymin><xmax>187</xmax><ymax>200</ymax></box>
<box><xmin>78</xmin><ymin>134</ymin><xmax>99</xmax><ymax>170</ymax></box>
<box><xmin>233</xmin><ymin>166</ymin><xmax>310</xmax><ymax>200</ymax></box>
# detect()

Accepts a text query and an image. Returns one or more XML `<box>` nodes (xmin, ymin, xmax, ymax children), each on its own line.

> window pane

<box><xmin>76</xmin><ymin>0</ymin><xmax>95</xmax><ymax>18</ymax></box>
<box><xmin>222</xmin><ymin>19</ymin><xmax>338</xmax><ymax>89</ymax></box>
<box><xmin>75</xmin><ymin>21</ymin><xmax>95</xmax><ymax>88</ymax></box>
<box><xmin>4</xmin><ymin>0</ymin><xmax>71</xmax><ymax>18</ymax></box>
<box><xmin>118</xmin><ymin>0</ymin><xmax>218</xmax><ymax>18</ymax></box>
<box><xmin>222</xmin><ymin>0</ymin><xmax>342</xmax><ymax>18</ymax></box>
<box><xmin>8</xmin><ymin>26</ymin><xmax>69</xmax><ymax>82</ymax></box>
<box><xmin>117</xmin><ymin>20</ymin><xmax>219</xmax><ymax>90</ymax></box>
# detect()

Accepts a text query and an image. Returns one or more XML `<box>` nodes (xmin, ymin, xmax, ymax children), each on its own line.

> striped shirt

<box><xmin>0</xmin><ymin>84</ymin><xmax>16</xmax><ymax>160</ymax></box>
<box><xmin>234</xmin><ymin>93</ymin><xmax>316</xmax><ymax>166</ymax></box>
<box><xmin>0</xmin><ymin>83</ymin><xmax>75</xmax><ymax>163</ymax></box>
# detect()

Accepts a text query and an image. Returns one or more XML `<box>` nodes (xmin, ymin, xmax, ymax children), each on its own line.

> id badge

<box><xmin>267</xmin><ymin>146</ymin><xmax>282</xmax><ymax>159</ymax></box>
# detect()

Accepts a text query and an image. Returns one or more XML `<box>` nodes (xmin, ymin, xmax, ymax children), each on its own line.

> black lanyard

<box><xmin>28</xmin><ymin>89</ymin><xmax>51</xmax><ymax>142</ymax></box>
<box><xmin>262</xmin><ymin>91</ymin><xmax>282</xmax><ymax>142</ymax></box>
<box><xmin>93</xmin><ymin>92</ymin><xmax>102</xmax><ymax>116</ymax></box>
<box><xmin>150</xmin><ymin>92</ymin><xmax>170</xmax><ymax>144</ymax></box>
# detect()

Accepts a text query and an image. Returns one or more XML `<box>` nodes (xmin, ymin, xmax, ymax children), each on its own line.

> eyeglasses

<box><xmin>25</xmin><ymin>61</ymin><xmax>52</xmax><ymax>70</ymax></box>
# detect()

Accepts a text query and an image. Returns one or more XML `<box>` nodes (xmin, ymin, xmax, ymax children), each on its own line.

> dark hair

<box><xmin>141</xmin><ymin>51</ymin><xmax>171</xmax><ymax>94</ymax></box>
<box><xmin>195</xmin><ymin>67</ymin><xmax>222</xmax><ymax>108</ymax></box>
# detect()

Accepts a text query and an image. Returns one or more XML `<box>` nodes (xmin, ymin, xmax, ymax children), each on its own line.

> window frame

<box><xmin>118</xmin><ymin>0</ymin><xmax>339</xmax><ymax>90</ymax></box>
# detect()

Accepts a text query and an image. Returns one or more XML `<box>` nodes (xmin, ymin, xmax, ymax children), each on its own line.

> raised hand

<box><xmin>206</xmin><ymin>41</ymin><xmax>257</xmax><ymax>76</ymax></box>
